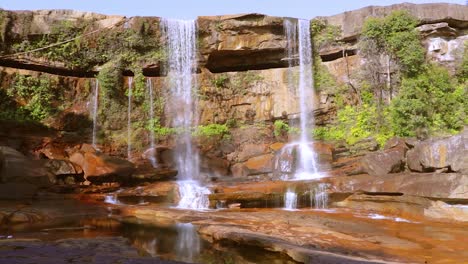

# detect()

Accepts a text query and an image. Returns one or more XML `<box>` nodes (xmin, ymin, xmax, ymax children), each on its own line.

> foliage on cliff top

<box><xmin>361</xmin><ymin>10</ymin><xmax>425</xmax><ymax>76</ymax></box>
<box><xmin>315</xmin><ymin>11</ymin><xmax>466</xmax><ymax>146</ymax></box>
<box><xmin>9</xmin><ymin>17</ymin><xmax>164</xmax><ymax>71</ymax></box>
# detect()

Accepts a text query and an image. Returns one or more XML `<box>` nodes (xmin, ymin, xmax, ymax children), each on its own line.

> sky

<box><xmin>0</xmin><ymin>0</ymin><xmax>465</xmax><ymax>20</ymax></box>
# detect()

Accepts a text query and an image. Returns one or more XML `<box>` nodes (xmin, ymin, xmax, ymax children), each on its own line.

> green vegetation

<box><xmin>212</xmin><ymin>74</ymin><xmax>229</xmax><ymax>89</ymax></box>
<box><xmin>314</xmin><ymin>11</ymin><xmax>467</xmax><ymax>147</ymax></box>
<box><xmin>390</xmin><ymin>65</ymin><xmax>467</xmax><ymax>136</ymax></box>
<box><xmin>5</xmin><ymin>74</ymin><xmax>60</xmax><ymax>121</ymax></box>
<box><xmin>310</xmin><ymin>18</ymin><xmax>343</xmax><ymax>92</ymax></box>
<box><xmin>193</xmin><ymin>123</ymin><xmax>230</xmax><ymax>139</ymax></box>
<box><xmin>147</xmin><ymin>117</ymin><xmax>176</xmax><ymax>140</ymax></box>
<box><xmin>310</xmin><ymin>18</ymin><xmax>342</xmax><ymax>50</ymax></box>
<box><xmin>274</xmin><ymin>120</ymin><xmax>299</xmax><ymax>137</ymax></box>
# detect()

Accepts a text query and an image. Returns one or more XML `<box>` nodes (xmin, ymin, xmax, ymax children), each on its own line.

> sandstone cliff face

<box><xmin>0</xmin><ymin>3</ymin><xmax>466</xmax><ymax>179</ymax></box>
<box><xmin>319</xmin><ymin>3</ymin><xmax>468</xmax><ymax>82</ymax></box>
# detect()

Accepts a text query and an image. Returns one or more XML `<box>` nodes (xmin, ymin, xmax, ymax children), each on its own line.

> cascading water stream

<box><xmin>92</xmin><ymin>79</ymin><xmax>99</xmax><ymax>148</ymax></box>
<box><xmin>147</xmin><ymin>78</ymin><xmax>157</xmax><ymax>167</ymax></box>
<box><xmin>278</xmin><ymin>19</ymin><xmax>321</xmax><ymax>180</ymax></box>
<box><xmin>127</xmin><ymin>77</ymin><xmax>133</xmax><ymax>160</ymax></box>
<box><xmin>284</xmin><ymin>188</ymin><xmax>297</xmax><ymax>210</ymax></box>
<box><xmin>161</xmin><ymin>19</ymin><xmax>210</xmax><ymax>210</ymax></box>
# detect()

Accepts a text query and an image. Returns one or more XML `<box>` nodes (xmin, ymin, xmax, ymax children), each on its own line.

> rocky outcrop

<box><xmin>69</xmin><ymin>145</ymin><xmax>135</xmax><ymax>184</ymax></box>
<box><xmin>406</xmin><ymin>130</ymin><xmax>467</xmax><ymax>172</ymax></box>
<box><xmin>198</xmin><ymin>14</ymin><xmax>287</xmax><ymax>72</ymax></box>
<box><xmin>361</xmin><ymin>138</ymin><xmax>408</xmax><ymax>176</ymax></box>
<box><xmin>320</xmin><ymin>3</ymin><xmax>468</xmax><ymax>42</ymax></box>
<box><xmin>0</xmin><ymin>146</ymin><xmax>55</xmax><ymax>186</ymax></box>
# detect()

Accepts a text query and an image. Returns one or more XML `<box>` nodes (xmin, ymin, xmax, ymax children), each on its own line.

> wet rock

<box><xmin>0</xmin><ymin>146</ymin><xmax>55</xmax><ymax>187</ymax></box>
<box><xmin>0</xmin><ymin>237</ymin><xmax>185</xmax><ymax>264</ymax></box>
<box><xmin>406</xmin><ymin>132</ymin><xmax>467</xmax><ymax>172</ymax></box>
<box><xmin>132</xmin><ymin>167</ymin><xmax>178</xmax><ymax>183</ymax></box>
<box><xmin>69</xmin><ymin>151</ymin><xmax>135</xmax><ymax>184</ymax></box>
<box><xmin>0</xmin><ymin>183</ymin><xmax>38</xmax><ymax>200</ymax></box>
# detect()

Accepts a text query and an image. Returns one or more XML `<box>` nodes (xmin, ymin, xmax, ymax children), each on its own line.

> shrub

<box><xmin>6</xmin><ymin>75</ymin><xmax>59</xmax><ymax>121</ymax></box>
<box><xmin>390</xmin><ymin>65</ymin><xmax>466</xmax><ymax>136</ymax></box>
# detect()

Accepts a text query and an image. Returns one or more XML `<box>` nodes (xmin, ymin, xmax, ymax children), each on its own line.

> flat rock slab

<box><xmin>0</xmin><ymin>237</ymin><xmax>187</xmax><ymax>264</ymax></box>
<box><xmin>121</xmin><ymin>206</ymin><xmax>468</xmax><ymax>264</ymax></box>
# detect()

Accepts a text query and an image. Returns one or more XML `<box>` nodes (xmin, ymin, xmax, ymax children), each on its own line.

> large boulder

<box><xmin>361</xmin><ymin>138</ymin><xmax>408</xmax><ymax>176</ymax></box>
<box><xmin>43</xmin><ymin>159</ymin><xmax>84</xmax><ymax>184</ymax></box>
<box><xmin>406</xmin><ymin>131</ymin><xmax>467</xmax><ymax>172</ymax></box>
<box><xmin>69</xmin><ymin>151</ymin><xmax>135</xmax><ymax>184</ymax></box>
<box><xmin>244</xmin><ymin>154</ymin><xmax>275</xmax><ymax>175</ymax></box>
<box><xmin>0</xmin><ymin>146</ymin><xmax>55</xmax><ymax>186</ymax></box>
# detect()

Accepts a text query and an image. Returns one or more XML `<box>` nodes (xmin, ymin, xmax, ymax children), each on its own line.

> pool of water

<box><xmin>2</xmin><ymin>214</ymin><xmax>297</xmax><ymax>264</ymax></box>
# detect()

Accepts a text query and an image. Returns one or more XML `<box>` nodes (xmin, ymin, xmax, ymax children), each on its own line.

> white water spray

<box><xmin>127</xmin><ymin>77</ymin><xmax>133</xmax><ymax>160</ymax></box>
<box><xmin>278</xmin><ymin>19</ymin><xmax>321</xmax><ymax>180</ymax></box>
<box><xmin>284</xmin><ymin>188</ymin><xmax>297</xmax><ymax>210</ymax></box>
<box><xmin>147</xmin><ymin>78</ymin><xmax>157</xmax><ymax>167</ymax></box>
<box><xmin>161</xmin><ymin>19</ymin><xmax>210</xmax><ymax>210</ymax></box>
<box><xmin>92</xmin><ymin>79</ymin><xmax>99</xmax><ymax>148</ymax></box>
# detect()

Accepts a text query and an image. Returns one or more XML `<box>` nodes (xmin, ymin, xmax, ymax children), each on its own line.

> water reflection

<box><xmin>176</xmin><ymin>223</ymin><xmax>201</xmax><ymax>262</ymax></box>
<box><xmin>8</xmin><ymin>216</ymin><xmax>297</xmax><ymax>264</ymax></box>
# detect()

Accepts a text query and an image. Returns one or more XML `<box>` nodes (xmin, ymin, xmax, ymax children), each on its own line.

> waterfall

<box><xmin>127</xmin><ymin>77</ymin><xmax>133</xmax><ymax>160</ymax></box>
<box><xmin>311</xmin><ymin>183</ymin><xmax>328</xmax><ymax>209</ymax></box>
<box><xmin>284</xmin><ymin>188</ymin><xmax>297</xmax><ymax>210</ymax></box>
<box><xmin>176</xmin><ymin>180</ymin><xmax>211</xmax><ymax>210</ymax></box>
<box><xmin>284</xmin><ymin>18</ymin><xmax>298</xmax><ymax>111</ymax></box>
<box><xmin>161</xmin><ymin>19</ymin><xmax>209</xmax><ymax>210</ymax></box>
<box><xmin>297</xmin><ymin>19</ymin><xmax>319</xmax><ymax>178</ymax></box>
<box><xmin>91</xmin><ymin>79</ymin><xmax>99</xmax><ymax>148</ymax></box>
<box><xmin>278</xmin><ymin>18</ymin><xmax>321</xmax><ymax>180</ymax></box>
<box><xmin>147</xmin><ymin>78</ymin><xmax>157</xmax><ymax>167</ymax></box>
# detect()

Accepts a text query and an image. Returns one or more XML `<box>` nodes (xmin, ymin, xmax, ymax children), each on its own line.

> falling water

<box><xmin>311</xmin><ymin>183</ymin><xmax>328</xmax><ymax>209</ymax></box>
<box><xmin>284</xmin><ymin>188</ymin><xmax>297</xmax><ymax>210</ymax></box>
<box><xmin>127</xmin><ymin>77</ymin><xmax>133</xmax><ymax>160</ymax></box>
<box><xmin>92</xmin><ymin>79</ymin><xmax>99</xmax><ymax>148</ymax></box>
<box><xmin>161</xmin><ymin>19</ymin><xmax>209</xmax><ymax>209</ymax></box>
<box><xmin>147</xmin><ymin>78</ymin><xmax>157</xmax><ymax>167</ymax></box>
<box><xmin>278</xmin><ymin>19</ymin><xmax>321</xmax><ymax>180</ymax></box>
<box><xmin>297</xmin><ymin>19</ymin><xmax>319</xmax><ymax>178</ymax></box>
<box><xmin>283</xmin><ymin>18</ymin><xmax>298</xmax><ymax>110</ymax></box>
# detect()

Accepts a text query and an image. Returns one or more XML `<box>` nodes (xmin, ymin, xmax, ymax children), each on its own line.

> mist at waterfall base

<box><xmin>279</xmin><ymin>19</ymin><xmax>323</xmax><ymax>181</ymax></box>
<box><xmin>161</xmin><ymin>19</ymin><xmax>211</xmax><ymax>210</ymax></box>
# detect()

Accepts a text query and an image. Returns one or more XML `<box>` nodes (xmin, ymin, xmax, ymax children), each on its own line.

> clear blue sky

<box><xmin>0</xmin><ymin>0</ymin><xmax>465</xmax><ymax>19</ymax></box>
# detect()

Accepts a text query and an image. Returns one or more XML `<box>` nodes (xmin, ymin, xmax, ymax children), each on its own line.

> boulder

<box><xmin>406</xmin><ymin>132</ymin><xmax>467</xmax><ymax>172</ymax></box>
<box><xmin>0</xmin><ymin>146</ymin><xmax>55</xmax><ymax>187</ymax></box>
<box><xmin>362</xmin><ymin>141</ymin><xmax>407</xmax><ymax>176</ymax></box>
<box><xmin>244</xmin><ymin>154</ymin><xmax>274</xmax><ymax>175</ymax></box>
<box><xmin>69</xmin><ymin>151</ymin><xmax>135</xmax><ymax>184</ymax></box>
<box><xmin>237</xmin><ymin>144</ymin><xmax>269</xmax><ymax>162</ymax></box>
<box><xmin>43</xmin><ymin>159</ymin><xmax>85</xmax><ymax>183</ymax></box>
